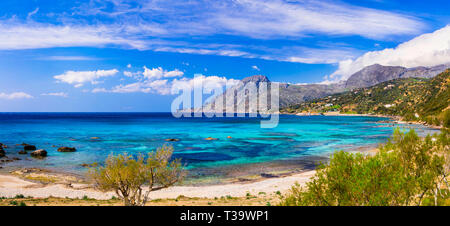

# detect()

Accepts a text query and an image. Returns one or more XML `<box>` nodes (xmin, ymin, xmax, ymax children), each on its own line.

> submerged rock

<box><xmin>24</xmin><ymin>145</ymin><xmax>37</xmax><ymax>151</ymax></box>
<box><xmin>81</xmin><ymin>163</ymin><xmax>97</xmax><ymax>168</ymax></box>
<box><xmin>260</xmin><ymin>173</ymin><xmax>277</xmax><ymax>178</ymax></box>
<box><xmin>31</xmin><ymin>149</ymin><xmax>47</xmax><ymax>158</ymax></box>
<box><xmin>57</xmin><ymin>147</ymin><xmax>77</xmax><ymax>152</ymax></box>
<box><xmin>18</xmin><ymin>150</ymin><xmax>27</xmax><ymax>155</ymax></box>
<box><xmin>205</xmin><ymin>137</ymin><xmax>219</xmax><ymax>141</ymax></box>
<box><xmin>0</xmin><ymin>147</ymin><xmax>5</xmax><ymax>158</ymax></box>
<box><xmin>165</xmin><ymin>138</ymin><xmax>180</xmax><ymax>142</ymax></box>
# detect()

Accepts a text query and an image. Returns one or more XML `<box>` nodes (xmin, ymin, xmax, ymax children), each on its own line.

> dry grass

<box><xmin>0</xmin><ymin>191</ymin><xmax>282</xmax><ymax>206</ymax></box>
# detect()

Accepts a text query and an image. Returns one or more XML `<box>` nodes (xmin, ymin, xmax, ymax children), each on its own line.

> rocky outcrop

<box><xmin>24</xmin><ymin>145</ymin><xmax>37</xmax><ymax>151</ymax></box>
<box><xmin>165</xmin><ymin>138</ymin><xmax>180</xmax><ymax>142</ymax></box>
<box><xmin>345</xmin><ymin>64</ymin><xmax>405</xmax><ymax>89</ymax></box>
<box><xmin>0</xmin><ymin>147</ymin><xmax>5</xmax><ymax>158</ymax></box>
<box><xmin>57</xmin><ymin>147</ymin><xmax>77</xmax><ymax>152</ymax></box>
<box><xmin>199</xmin><ymin>75</ymin><xmax>345</xmax><ymax>113</ymax></box>
<box><xmin>30</xmin><ymin>149</ymin><xmax>47</xmax><ymax>158</ymax></box>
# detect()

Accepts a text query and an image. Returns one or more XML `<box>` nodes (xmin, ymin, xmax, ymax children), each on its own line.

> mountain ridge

<box><xmin>199</xmin><ymin>63</ymin><xmax>450</xmax><ymax>113</ymax></box>
<box><xmin>345</xmin><ymin>63</ymin><xmax>450</xmax><ymax>89</ymax></box>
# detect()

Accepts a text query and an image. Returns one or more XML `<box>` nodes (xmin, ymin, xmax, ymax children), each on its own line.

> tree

<box><xmin>87</xmin><ymin>145</ymin><xmax>186</xmax><ymax>206</ymax></box>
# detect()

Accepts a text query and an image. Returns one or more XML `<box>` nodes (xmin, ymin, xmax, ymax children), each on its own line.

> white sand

<box><xmin>0</xmin><ymin>170</ymin><xmax>315</xmax><ymax>200</ymax></box>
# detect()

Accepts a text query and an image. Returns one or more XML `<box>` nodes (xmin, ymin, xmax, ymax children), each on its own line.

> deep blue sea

<box><xmin>0</xmin><ymin>113</ymin><xmax>439</xmax><ymax>183</ymax></box>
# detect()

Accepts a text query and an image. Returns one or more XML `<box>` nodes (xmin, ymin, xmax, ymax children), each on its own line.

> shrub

<box><xmin>279</xmin><ymin>129</ymin><xmax>449</xmax><ymax>206</ymax></box>
<box><xmin>87</xmin><ymin>145</ymin><xmax>186</xmax><ymax>206</ymax></box>
<box><xmin>443</xmin><ymin>110</ymin><xmax>450</xmax><ymax>128</ymax></box>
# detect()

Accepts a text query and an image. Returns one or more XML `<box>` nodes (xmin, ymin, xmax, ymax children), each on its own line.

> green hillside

<box><xmin>282</xmin><ymin>70</ymin><xmax>450</xmax><ymax>128</ymax></box>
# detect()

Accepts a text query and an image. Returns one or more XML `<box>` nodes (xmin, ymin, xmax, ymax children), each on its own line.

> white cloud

<box><xmin>40</xmin><ymin>56</ymin><xmax>99</xmax><ymax>61</ymax></box>
<box><xmin>154</xmin><ymin>47</ymin><xmax>252</xmax><ymax>58</ymax></box>
<box><xmin>252</xmin><ymin>65</ymin><xmax>260</xmax><ymax>71</ymax></box>
<box><xmin>27</xmin><ymin>8</ymin><xmax>39</xmax><ymax>19</ymax></box>
<box><xmin>142</xmin><ymin>67</ymin><xmax>184</xmax><ymax>80</ymax></box>
<box><xmin>328</xmin><ymin>25</ymin><xmax>450</xmax><ymax>81</ymax></box>
<box><xmin>41</xmin><ymin>92</ymin><xmax>68</xmax><ymax>98</ymax></box>
<box><xmin>172</xmin><ymin>75</ymin><xmax>240</xmax><ymax>93</ymax></box>
<box><xmin>74</xmin><ymin>0</ymin><xmax>423</xmax><ymax>40</ymax></box>
<box><xmin>91</xmin><ymin>88</ymin><xmax>108</xmax><ymax>93</ymax></box>
<box><xmin>0</xmin><ymin>21</ymin><xmax>148</xmax><ymax>50</ymax></box>
<box><xmin>123</xmin><ymin>71</ymin><xmax>141</xmax><ymax>79</ymax></box>
<box><xmin>93</xmin><ymin>71</ymin><xmax>239</xmax><ymax>96</ymax></box>
<box><xmin>93</xmin><ymin>80</ymin><xmax>171</xmax><ymax>95</ymax></box>
<box><xmin>212</xmin><ymin>0</ymin><xmax>423</xmax><ymax>40</ymax></box>
<box><xmin>54</xmin><ymin>69</ymin><xmax>119</xmax><ymax>87</ymax></box>
<box><xmin>0</xmin><ymin>92</ymin><xmax>33</xmax><ymax>100</ymax></box>
<box><xmin>0</xmin><ymin>1</ymin><xmax>425</xmax><ymax>64</ymax></box>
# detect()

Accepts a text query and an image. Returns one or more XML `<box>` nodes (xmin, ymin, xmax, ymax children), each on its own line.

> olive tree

<box><xmin>88</xmin><ymin>145</ymin><xmax>186</xmax><ymax>206</ymax></box>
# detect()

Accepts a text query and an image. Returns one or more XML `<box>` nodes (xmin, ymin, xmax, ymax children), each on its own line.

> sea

<box><xmin>0</xmin><ymin>112</ymin><xmax>439</xmax><ymax>184</ymax></box>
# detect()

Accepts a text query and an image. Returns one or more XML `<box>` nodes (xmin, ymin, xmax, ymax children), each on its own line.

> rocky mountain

<box><xmin>283</xmin><ymin>70</ymin><xmax>450</xmax><ymax>127</ymax></box>
<box><xmin>345</xmin><ymin>63</ymin><xmax>450</xmax><ymax>89</ymax></box>
<box><xmin>199</xmin><ymin>63</ymin><xmax>449</xmax><ymax>114</ymax></box>
<box><xmin>200</xmin><ymin>75</ymin><xmax>345</xmax><ymax>113</ymax></box>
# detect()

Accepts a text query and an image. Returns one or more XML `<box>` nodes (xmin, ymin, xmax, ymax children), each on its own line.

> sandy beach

<box><xmin>0</xmin><ymin>170</ymin><xmax>316</xmax><ymax>200</ymax></box>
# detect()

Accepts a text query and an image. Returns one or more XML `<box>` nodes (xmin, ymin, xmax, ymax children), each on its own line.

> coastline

<box><xmin>0</xmin><ymin>114</ymin><xmax>440</xmax><ymax>202</ymax></box>
<box><xmin>0</xmin><ymin>147</ymin><xmax>381</xmax><ymax>201</ymax></box>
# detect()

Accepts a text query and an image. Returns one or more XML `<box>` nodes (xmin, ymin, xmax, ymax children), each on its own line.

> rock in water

<box><xmin>30</xmin><ymin>149</ymin><xmax>47</xmax><ymax>158</ymax></box>
<box><xmin>0</xmin><ymin>147</ymin><xmax>5</xmax><ymax>158</ymax></box>
<box><xmin>24</xmin><ymin>145</ymin><xmax>37</xmax><ymax>151</ymax></box>
<box><xmin>165</xmin><ymin>138</ymin><xmax>180</xmax><ymax>142</ymax></box>
<box><xmin>57</xmin><ymin>147</ymin><xmax>77</xmax><ymax>152</ymax></box>
<box><xmin>205</xmin><ymin>137</ymin><xmax>219</xmax><ymax>141</ymax></box>
<box><xmin>18</xmin><ymin>150</ymin><xmax>27</xmax><ymax>155</ymax></box>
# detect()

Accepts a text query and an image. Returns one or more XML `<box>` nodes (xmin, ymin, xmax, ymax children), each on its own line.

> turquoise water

<box><xmin>0</xmin><ymin>113</ymin><xmax>439</xmax><ymax>181</ymax></box>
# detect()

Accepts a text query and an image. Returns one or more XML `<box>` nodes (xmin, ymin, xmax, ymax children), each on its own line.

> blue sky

<box><xmin>0</xmin><ymin>0</ymin><xmax>450</xmax><ymax>112</ymax></box>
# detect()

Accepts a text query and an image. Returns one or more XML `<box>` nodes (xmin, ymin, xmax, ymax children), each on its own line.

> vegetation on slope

<box><xmin>279</xmin><ymin>129</ymin><xmax>450</xmax><ymax>206</ymax></box>
<box><xmin>282</xmin><ymin>70</ymin><xmax>450</xmax><ymax>127</ymax></box>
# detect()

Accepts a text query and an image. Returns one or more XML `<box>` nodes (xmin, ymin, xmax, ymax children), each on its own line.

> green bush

<box><xmin>279</xmin><ymin>129</ymin><xmax>449</xmax><ymax>206</ymax></box>
<box><xmin>443</xmin><ymin>110</ymin><xmax>450</xmax><ymax>128</ymax></box>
